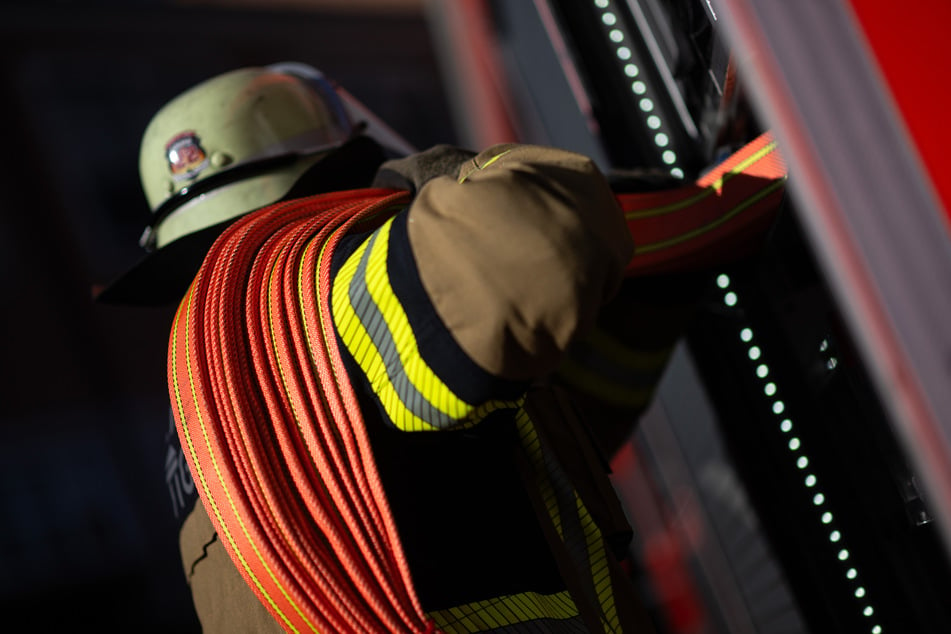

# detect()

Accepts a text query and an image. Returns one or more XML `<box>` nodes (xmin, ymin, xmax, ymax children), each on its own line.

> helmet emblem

<box><xmin>166</xmin><ymin>131</ymin><xmax>210</xmax><ymax>181</ymax></box>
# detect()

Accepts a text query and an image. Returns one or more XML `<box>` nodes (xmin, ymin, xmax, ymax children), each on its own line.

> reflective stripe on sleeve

<box><xmin>332</xmin><ymin>217</ymin><xmax>522</xmax><ymax>432</ymax></box>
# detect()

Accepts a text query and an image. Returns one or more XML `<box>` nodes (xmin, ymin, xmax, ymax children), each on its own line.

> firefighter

<box><xmin>99</xmin><ymin>63</ymin><xmax>659</xmax><ymax>633</ymax></box>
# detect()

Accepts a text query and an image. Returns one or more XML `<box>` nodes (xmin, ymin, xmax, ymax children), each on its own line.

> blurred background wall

<box><xmin>0</xmin><ymin>1</ymin><xmax>455</xmax><ymax>630</ymax></box>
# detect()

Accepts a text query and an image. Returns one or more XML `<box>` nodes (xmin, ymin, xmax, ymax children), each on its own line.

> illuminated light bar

<box><xmin>715</xmin><ymin>273</ymin><xmax>885</xmax><ymax>633</ymax></box>
<box><xmin>591</xmin><ymin>0</ymin><xmax>681</xmax><ymax>176</ymax></box>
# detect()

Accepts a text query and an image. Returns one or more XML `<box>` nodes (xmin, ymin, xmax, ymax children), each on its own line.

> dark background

<box><xmin>0</xmin><ymin>1</ymin><xmax>454</xmax><ymax>630</ymax></box>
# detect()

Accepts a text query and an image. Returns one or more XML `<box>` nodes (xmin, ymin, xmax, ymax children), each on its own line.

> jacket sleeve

<box><xmin>409</xmin><ymin>144</ymin><xmax>632</xmax><ymax>379</ymax></box>
<box><xmin>331</xmin><ymin>144</ymin><xmax>632</xmax><ymax>432</ymax></box>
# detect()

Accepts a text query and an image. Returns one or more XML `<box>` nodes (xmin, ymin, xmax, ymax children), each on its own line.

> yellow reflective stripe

<box><xmin>584</xmin><ymin>327</ymin><xmax>672</xmax><ymax>371</ymax></box>
<box><xmin>625</xmin><ymin>140</ymin><xmax>779</xmax><ymax>220</ymax></box>
<box><xmin>332</xmin><ymin>217</ymin><xmax>520</xmax><ymax>431</ymax></box>
<box><xmin>556</xmin><ymin>358</ymin><xmax>655</xmax><ymax>409</ymax></box>
<box><xmin>580</xmin><ymin>495</ymin><xmax>620</xmax><ymax>632</ymax></box>
<box><xmin>171</xmin><ymin>289</ymin><xmax>312</xmax><ymax>634</ymax></box>
<box><xmin>556</xmin><ymin>327</ymin><xmax>671</xmax><ymax>408</ymax></box>
<box><xmin>427</xmin><ymin>590</ymin><xmax>580</xmax><ymax>633</ymax></box>
<box><xmin>708</xmin><ymin>140</ymin><xmax>778</xmax><ymax>191</ymax></box>
<box><xmin>458</xmin><ymin>148</ymin><xmax>514</xmax><ymax>183</ymax></box>
<box><xmin>516</xmin><ymin>408</ymin><xmax>564</xmax><ymax>539</ymax></box>
<box><xmin>516</xmin><ymin>407</ymin><xmax>621</xmax><ymax>631</ymax></box>
<box><xmin>636</xmin><ymin>176</ymin><xmax>785</xmax><ymax>254</ymax></box>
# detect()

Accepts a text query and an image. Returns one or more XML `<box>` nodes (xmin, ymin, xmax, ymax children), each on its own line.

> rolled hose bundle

<box><xmin>169</xmin><ymin>188</ymin><xmax>432</xmax><ymax>633</ymax></box>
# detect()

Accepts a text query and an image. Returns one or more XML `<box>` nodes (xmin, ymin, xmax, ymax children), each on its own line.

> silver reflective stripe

<box><xmin>347</xmin><ymin>230</ymin><xmax>460</xmax><ymax>429</ymax></box>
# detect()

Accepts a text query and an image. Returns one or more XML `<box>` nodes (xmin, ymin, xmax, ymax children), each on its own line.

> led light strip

<box><xmin>716</xmin><ymin>273</ymin><xmax>884</xmax><ymax>634</ymax></box>
<box><xmin>593</xmin><ymin>0</ymin><xmax>685</xmax><ymax>178</ymax></box>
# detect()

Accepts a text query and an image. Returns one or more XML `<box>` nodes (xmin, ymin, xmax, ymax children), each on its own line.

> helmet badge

<box><xmin>166</xmin><ymin>131</ymin><xmax>210</xmax><ymax>182</ymax></box>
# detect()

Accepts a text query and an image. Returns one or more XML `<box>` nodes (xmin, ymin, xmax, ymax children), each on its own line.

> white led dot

<box><xmin>655</xmin><ymin>132</ymin><xmax>669</xmax><ymax>147</ymax></box>
<box><xmin>797</xmin><ymin>456</ymin><xmax>809</xmax><ymax>469</ymax></box>
<box><xmin>822</xmin><ymin>511</ymin><xmax>833</xmax><ymax>524</ymax></box>
<box><xmin>624</xmin><ymin>63</ymin><xmax>639</xmax><ymax>77</ymax></box>
<box><xmin>773</xmin><ymin>400</ymin><xmax>785</xmax><ymax>414</ymax></box>
<box><xmin>814</xmin><ymin>492</ymin><xmax>826</xmax><ymax>506</ymax></box>
<box><xmin>724</xmin><ymin>292</ymin><xmax>738</xmax><ymax>306</ymax></box>
<box><xmin>639</xmin><ymin>98</ymin><xmax>654</xmax><ymax>112</ymax></box>
<box><xmin>847</xmin><ymin>568</ymin><xmax>858</xmax><ymax>579</ymax></box>
<box><xmin>789</xmin><ymin>437</ymin><xmax>801</xmax><ymax>450</ymax></box>
<box><xmin>830</xmin><ymin>530</ymin><xmax>841</xmax><ymax>542</ymax></box>
<box><xmin>662</xmin><ymin>150</ymin><xmax>677</xmax><ymax>164</ymax></box>
<box><xmin>632</xmin><ymin>81</ymin><xmax>646</xmax><ymax>94</ymax></box>
<box><xmin>838</xmin><ymin>548</ymin><xmax>849</xmax><ymax>560</ymax></box>
<box><xmin>765</xmin><ymin>382</ymin><xmax>777</xmax><ymax>396</ymax></box>
<box><xmin>610</xmin><ymin>29</ymin><xmax>624</xmax><ymax>42</ymax></box>
<box><xmin>855</xmin><ymin>586</ymin><xmax>866</xmax><ymax>598</ymax></box>
<box><xmin>670</xmin><ymin>167</ymin><xmax>684</xmax><ymax>178</ymax></box>
<box><xmin>602</xmin><ymin>12</ymin><xmax>618</xmax><ymax>25</ymax></box>
<box><xmin>740</xmin><ymin>328</ymin><xmax>753</xmax><ymax>342</ymax></box>
<box><xmin>646</xmin><ymin>115</ymin><xmax>661</xmax><ymax>129</ymax></box>
<box><xmin>716</xmin><ymin>274</ymin><xmax>730</xmax><ymax>288</ymax></box>
<box><xmin>617</xmin><ymin>46</ymin><xmax>632</xmax><ymax>60</ymax></box>
<box><xmin>863</xmin><ymin>606</ymin><xmax>874</xmax><ymax>617</ymax></box>
<box><xmin>872</xmin><ymin>625</ymin><xmax>882</xmax><ymax>633</ymax></box>
<box><xmin>805</xmin><ymin>474</ymin><xmax>817</xmax><ymax>487</ymax></box>
<box><xmin>780</xmin><ymin>418</ymin><xmax>793</xmax><ymax>432</ymax></box>
<box><xmin>748</xmin><ymin>346</ymin><xmax>761</xmax><ymax>360</ymax></box>
<box><xmin>757</xmin><ymin>364</ymin><xmax>769</xmax><ymax>378</ymax></box>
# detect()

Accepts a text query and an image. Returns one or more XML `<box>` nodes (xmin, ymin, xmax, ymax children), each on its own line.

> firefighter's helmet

<box><xmin>139</xmin><ymin>62</ymin><xmax>355</xmax><ymax>251</ymax></box>
<box><xmin>97</xmin><ymin>62</ymin><xmax>404</xmax><ymax>306</ymax></box>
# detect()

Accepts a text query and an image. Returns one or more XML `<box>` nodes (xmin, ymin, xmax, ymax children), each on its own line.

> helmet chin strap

<box><xmin>139</xmin><ymin>152</ymin><xmax>301</xmax><ymax>251</ymax></box>
<box><xmin>140</xmin><ymin>125</ymin><xmax>373</xmax><ymax>252</ymax></box>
